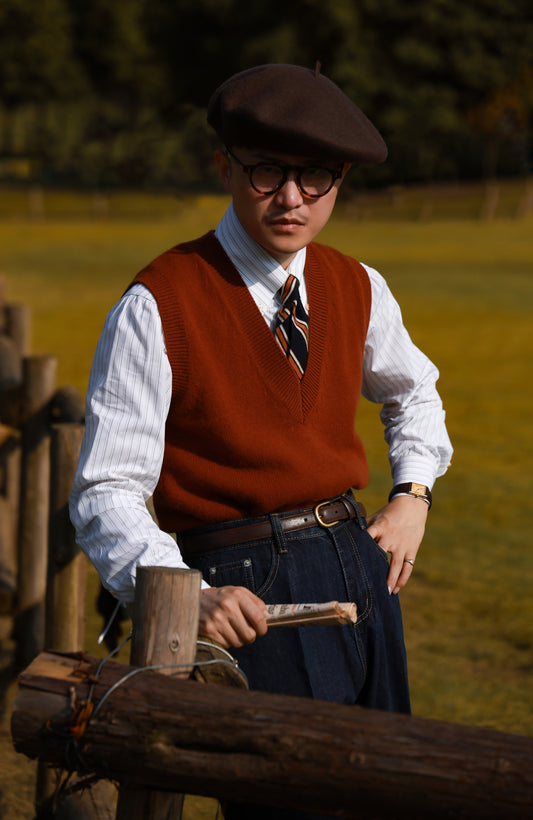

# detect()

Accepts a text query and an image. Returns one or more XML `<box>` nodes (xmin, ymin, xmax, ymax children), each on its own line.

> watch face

<box><xmin>410</xmin><ymin>483</ymin><xmax>428</xmax><ymax>498</ymax></box>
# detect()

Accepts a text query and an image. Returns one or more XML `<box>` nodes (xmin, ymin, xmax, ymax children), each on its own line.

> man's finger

<box><xmin>389</xmin><ymin>558</ymin><xmax>415</xmax><ymax>595</ymax></box>
<box><xmin>199</xmin><ymin>586</ymin><xmax>268</xmax><ymax>648</ymax></box>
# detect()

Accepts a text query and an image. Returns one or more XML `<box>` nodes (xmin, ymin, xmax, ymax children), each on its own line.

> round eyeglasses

<box><xmin>225</xmin><ymin>147</ymin><xmax>343</xmax><ymax>198</ymax></box>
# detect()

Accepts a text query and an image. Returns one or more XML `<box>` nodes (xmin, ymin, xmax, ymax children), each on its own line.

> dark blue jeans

<box><xmin>181</xmin><ymin>496</ymin><xmax>410</xmax><ymax>819</ymax></box>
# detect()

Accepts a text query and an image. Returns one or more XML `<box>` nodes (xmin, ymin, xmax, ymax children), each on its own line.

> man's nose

<box><xmin>273</xmin><ymin>172</ymin><xmax>304</xmax><ymax>208</ymax></box>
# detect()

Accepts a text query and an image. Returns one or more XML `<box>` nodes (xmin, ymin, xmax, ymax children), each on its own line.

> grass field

<box><xmin>0</xmin><ymin>184</ymin><xmax>532</xmax><ymax>817</ymax></box>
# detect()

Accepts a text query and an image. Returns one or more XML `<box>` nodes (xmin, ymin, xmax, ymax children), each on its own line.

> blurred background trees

<box><xmin>0</xmin><ymin>0</ymin><xmax>531</xmax><ymax>189</ymax></box>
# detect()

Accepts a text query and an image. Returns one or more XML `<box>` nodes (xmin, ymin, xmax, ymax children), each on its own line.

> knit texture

<box><xmin>132</xmin><ymin>232</ymin><xmax>372</xmax><ymax>531</ymax></box>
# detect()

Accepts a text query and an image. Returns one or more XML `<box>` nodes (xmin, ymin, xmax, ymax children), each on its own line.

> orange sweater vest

<box><xmin>133</xmin><ymin>232</ymin><xmax>372</xmax><ymax>532</ymax></box>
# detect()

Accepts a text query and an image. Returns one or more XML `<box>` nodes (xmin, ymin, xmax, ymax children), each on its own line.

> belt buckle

<box><xmin>314</xmin><ymin>500</ymin><xmax>340</xmax><ymax>528</ymax></box>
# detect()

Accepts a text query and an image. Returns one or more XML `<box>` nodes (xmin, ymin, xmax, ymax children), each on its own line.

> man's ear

<box><xmin>339</xmin><ymin>162</ymin><xmax>352</xmax><ymax>185</ymax></box>
<box><xmin>214</xmin><ymin>149</ymin><xmax>232</xmax><ymax>192</ymax></box>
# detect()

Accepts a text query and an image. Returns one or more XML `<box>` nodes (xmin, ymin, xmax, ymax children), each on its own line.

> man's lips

<box><xmin>269</xmin><ymin>217</ymin><xmax>306</xmax><ymax>227</ymax></box>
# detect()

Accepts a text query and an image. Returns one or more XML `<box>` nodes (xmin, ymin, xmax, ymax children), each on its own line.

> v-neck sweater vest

<box><xmin>132</xmin><ymin>232</ymin><xmax>372</xmax><ymax>532</ymax></box>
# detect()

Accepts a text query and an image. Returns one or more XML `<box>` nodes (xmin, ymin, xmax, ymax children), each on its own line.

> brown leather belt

<box><xmin>180</xmin><ymin>496</ymin><xmax>366</xmax><ymax>555</ymax></box>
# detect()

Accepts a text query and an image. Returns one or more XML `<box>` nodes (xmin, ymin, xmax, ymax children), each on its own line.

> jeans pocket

<box><xmin>207</xmin><ymin>556</ymin><xmax>256</xmax><ymax>592</ymax></box>
<box><xmin>367</xmin><ymin>535</ymin><xmax>391</xmax><ymax>565</ymax></box>
<box><xmin>204</xmin><ymin>541</ymin><xmax>280</xmax><ymax>598</ymax></box>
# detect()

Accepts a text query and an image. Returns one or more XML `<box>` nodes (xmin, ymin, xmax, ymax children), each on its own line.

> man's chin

<box><xmin>261</xmin><ymin>238</ymin><xmax>305</xmax><ymax>267</ymax></box>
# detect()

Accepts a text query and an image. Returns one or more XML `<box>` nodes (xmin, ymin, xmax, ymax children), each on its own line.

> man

<box><xmin>70</xmin><ymin>63</ymin><xmax>452</xmax><ymax>819</ymax></box>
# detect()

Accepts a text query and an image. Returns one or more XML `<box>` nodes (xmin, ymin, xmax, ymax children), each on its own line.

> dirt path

<box><xmin>0</xmin><ymin>632</ymin><xmax>36</xmax><ymax>820</ymax></box>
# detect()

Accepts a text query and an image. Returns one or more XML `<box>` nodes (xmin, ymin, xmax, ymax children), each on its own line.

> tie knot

<box><xmin>279</xmin><ymin>274</ymin><xmax>300</xmax><ymax>306</ymax></box>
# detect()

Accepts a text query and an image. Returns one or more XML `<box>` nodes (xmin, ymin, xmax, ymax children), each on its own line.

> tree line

<box><xmin>0</xmin><ymin>0</ymin><xmax>531</xmax><ymax>190</ymax></box>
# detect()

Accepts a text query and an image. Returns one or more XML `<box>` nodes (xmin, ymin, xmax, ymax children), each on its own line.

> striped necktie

<box><xmin>274</xmin><ymin>274</ymin><xmax>309</xmax><ymax>378</ymax></box>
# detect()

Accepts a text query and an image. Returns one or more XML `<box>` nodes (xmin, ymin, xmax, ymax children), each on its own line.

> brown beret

<box><xmin>207</xmin><ymin>63</ymin><xmax>387</xmax><ymax>164</ymax></box>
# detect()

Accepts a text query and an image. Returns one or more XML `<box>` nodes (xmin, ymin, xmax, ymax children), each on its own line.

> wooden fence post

<box><xmin>35</xmin><ymin>422</ymin><xmax>87</xmax><ymax>807</ymax></box>
<box><xmin>0</xmin><ymin>425</ymin><xmax>21</xmax><ymax>619</ymax></box>
<box><xmin>480</xmin><ymin>181</ymin><xmax>500</xmax><ymax>220</ymax></box>
<box><xmin>15</xmin><ymin>354</ymin><xmax>57</xmax><ymax>669</ymax></box>
<box><xmin>115</xmin><ymin>567</ymin><xmax>202</xmax><ymax>820</ymax></box>
<box><xmin>0</xmin><ymin>311</ymin><xmax>24</xmax><ymax>429</ymax></box>
<box><xmin>1</xmin><ymin>282</ymin><xmax>25</xmax><ymax>633</ymax></box>
<box><xmin>45</xmin><ymin>423</ymin><xmax>87</xmax><ymax>652</ymax></box>
<box><xmin>4</xmin><ymin>302</ymin><xmax>31</xmax><ymax>358</ymax></box>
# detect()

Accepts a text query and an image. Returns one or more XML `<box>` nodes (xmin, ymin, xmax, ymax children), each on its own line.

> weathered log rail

<box><xmin>11</xmin><ymin>646</ymin><xmax>533</xmax><ymax>820</ymax></box>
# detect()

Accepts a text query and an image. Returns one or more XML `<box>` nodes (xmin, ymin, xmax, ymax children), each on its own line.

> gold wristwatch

<box><xmin>388</xmin><ymin>482</ymin><xmax>432</xmax><ymax>509</ymax></box>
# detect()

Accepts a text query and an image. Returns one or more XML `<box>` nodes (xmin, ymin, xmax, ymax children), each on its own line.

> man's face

<box><xmin>215</xmin><ymin>146</ymin><xmax>350</xmax><ymax>269</ymax></box>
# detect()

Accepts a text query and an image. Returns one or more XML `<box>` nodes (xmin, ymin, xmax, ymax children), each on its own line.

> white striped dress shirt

<box><xmin>70</xmin><ymin>204</ymin><xmax>452</xmax><ymax>602</ymax></box>
<box><xmin>215</xmin><ymin>202</ymin><xmax>309</xmax><ymax>328</ymax></box>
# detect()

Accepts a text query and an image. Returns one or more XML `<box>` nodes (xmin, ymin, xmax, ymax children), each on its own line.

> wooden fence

<box><xmin>11</xmin><ymin>567</ymin><xmax>533</xmax><ymax>820</ymax></box>
<box><xmin>0</xmin><ymin>276</ymin><xmax>86</xmax><ymax>670</ymax></box>
<box><xmin>3</xmin><ymin>179</ymin><xmax>533</xmax><ymax>222</ymax></box>
<box><xmin>0</xmin><ymin>276</ymin><xmax>89</xmax><ymax>814</ymax></box>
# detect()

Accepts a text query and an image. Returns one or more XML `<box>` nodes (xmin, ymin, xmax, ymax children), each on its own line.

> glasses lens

<box><xmin>300</xmin><ymin>167</ymin><xmax>335</xmax><ymax>196</ymax></box>
<box><xmin>248</xmin><ymin>162</ymin><xmax>337</xmax><ymax>197</ymax></box>
<box><xmin>250</xmin><ymin>164</ymin><xmax>285</xmax><ymax>193</ymax></box>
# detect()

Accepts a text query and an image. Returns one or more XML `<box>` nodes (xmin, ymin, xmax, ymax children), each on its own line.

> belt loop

<box><xmin>269</xmin><ymin>513</ymin><xmax>289</xmax><ymax>554</ymax></box>
<box><xmin>344</xmin><ymin>491</ymin><xmax>367</xmax><ymax>530</ymax></box>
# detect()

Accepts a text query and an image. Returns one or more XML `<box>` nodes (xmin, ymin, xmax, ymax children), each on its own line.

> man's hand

<box><xmin>366</xmin><ymin>495</ymin><xmax>429</xmax><ymax>595</ymax></box>
<box><xmin>199</xmin><ymin>586</ymin><xmax>269</xmax><ymax>649</ymax></box>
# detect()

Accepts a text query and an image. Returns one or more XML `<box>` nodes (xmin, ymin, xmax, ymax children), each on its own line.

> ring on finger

<box><xmin>403</xmin><ymin>558</ymin><xmax>415</xmax><ymax>566</ymax></box>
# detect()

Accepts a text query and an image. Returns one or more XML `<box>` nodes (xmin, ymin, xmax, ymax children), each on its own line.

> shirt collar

<box><xmin>214</xmin><ymin>203</ymin><xmax>306</xmax><ymax>296</ymax></box>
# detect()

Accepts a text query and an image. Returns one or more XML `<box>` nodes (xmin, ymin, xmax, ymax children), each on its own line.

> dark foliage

<box><xmin>0</xmin><ymin>0</ymin><xmax>531</xmax><ymax>187</ymax></box>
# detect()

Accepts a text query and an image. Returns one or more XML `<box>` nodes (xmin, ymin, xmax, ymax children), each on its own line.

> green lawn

<box><xmin>323</xmin><ymin>215</ymin><xmax>533</xmax><ymax>735</ymax></box>
<box><xmin>1</xmin><ymin>191</ymin><xmax>532</xmax><ymax>741</ymax></box>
